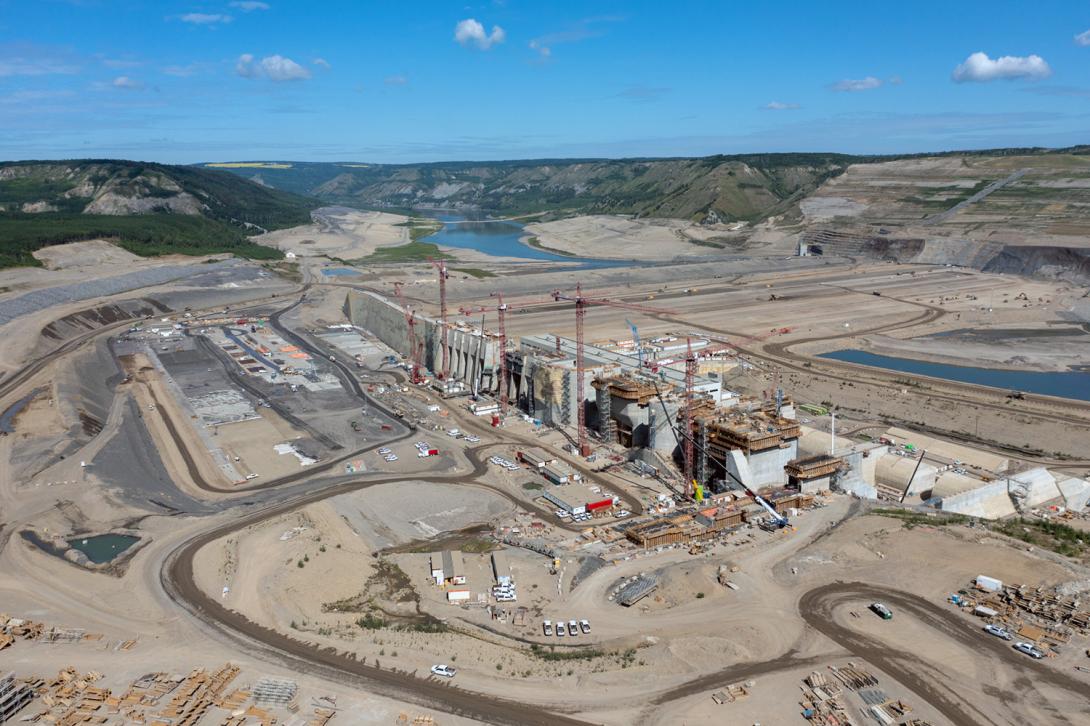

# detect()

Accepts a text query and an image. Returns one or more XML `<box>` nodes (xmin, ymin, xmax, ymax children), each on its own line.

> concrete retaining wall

<box><xmin>346</xmin><ymin>290</ymin><xmax>498</xmax><ymax>389</ymax></box>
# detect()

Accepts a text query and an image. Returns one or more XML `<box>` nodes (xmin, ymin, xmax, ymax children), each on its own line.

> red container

<box><xmin>586</xmin><ymin>498</ymin><xmax>613</xmax><ymax>512</ymax></box>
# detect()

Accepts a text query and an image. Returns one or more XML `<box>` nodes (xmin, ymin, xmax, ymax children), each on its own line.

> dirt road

<box><xmin>799</xmin><ymin>582</ymin><xmax>1090</xmax><ymax>726</ymax></box>
<box><xmin>161</xmin><ymin>471</ymin><xmax>597</xmax><ymax>726</ymax></box>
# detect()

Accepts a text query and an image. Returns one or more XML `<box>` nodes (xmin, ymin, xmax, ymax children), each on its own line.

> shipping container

<box><xmin>975</xmin><ymin>575</ymin><xmax>1003</xmax><ymax>592</ymax></box>
<box><xmin>446</xmin><ymin>589</ymin><xmax>471</xmax><ymax>602</ymax></box>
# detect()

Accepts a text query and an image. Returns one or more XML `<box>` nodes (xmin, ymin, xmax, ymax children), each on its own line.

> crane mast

<box><xmin>551</xmin><ymin>284</ymin><xmax>675</xmax><ymax>458</ymax></box>
<box><xmin>683</xmin><ymin>338</ymin><xmax>697</xmax><ymax>499</ymax></box>
<box><xmin>392</xmin><ymin>282</ymin><xmax>423</xmax><ymax>384</ymax></box>
<box><xmin>430</xmin><ymin>259</ymin><xmax>450</xmax><ymax>379</ymax></box>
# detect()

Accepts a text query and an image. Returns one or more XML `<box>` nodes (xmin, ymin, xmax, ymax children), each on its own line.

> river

<box><xmin>419</xmin><ymin>211</ymin><xmax>620</xmax><ymax>268</ymax></box>
<box><xmin>819</xmin><ymin>349</ymin><xmax>1090</xmax><ymax>403</ymax></box>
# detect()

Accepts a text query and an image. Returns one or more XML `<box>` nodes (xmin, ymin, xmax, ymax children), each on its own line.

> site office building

<box><xmin>430</xmin><ymin>550</ymin><xmax>466</xmax><ymax>586</ymax></box>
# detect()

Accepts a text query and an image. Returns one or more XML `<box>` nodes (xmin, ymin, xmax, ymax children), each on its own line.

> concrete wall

<box><xmin>346</xmin><ymin>291</ymin><xmax>498</xmax><ymax>389</ymax></box>
<box><xmin>798</xmin><ymin>473</ymin><xmax>832</xmax><ymax>494</ymax></box>
<box><xmin>837</xmin><ymin>478</ymin><xmax>878</xmax><ymax>500</ymax></box>
<box><xmin>1008</xmin><ymin>467</ymin><xmax>1062</xmax><ymax>510</ymax></box>
<box><xmin>722</xmin><ymin>441</ymin><xmax>797</xmax><ymax>489</ymax></box>
<box><xmin>938</xmin><ymin>481</ymin><xmax>1016</xmax><ymax>519</ymax></box>
<box><xmin>1059</xmin><ymin>478</ymin><xmax>1090</xmax><ymax>512</ymax></box>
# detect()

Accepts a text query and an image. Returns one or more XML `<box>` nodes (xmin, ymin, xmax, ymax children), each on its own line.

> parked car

<box><xmin>556</xmin><ymin>625</ymin><xmax>565</xmax><ymax>638</ymax></box>
<box><xmin>984</xmin><ymin>624</ymin><xmax>1013</xmax><ymax>641</ymax></box>
<box><xmin>543</xmin><ymin>620</ymin><xmax>553</xmax><ymax>637</ymax></box>
<box><xmin>430</xmin><ymin>664</ymin><xmax>457</xmax><ymax>678</ymax></box>
<box><xmin>1014</xmin><ymin>642</ymin><xmax>1045</xmax><ymax>659</ymax></box>
<box><xmin>869</xmin><ymin>602</ymin><xmax>893</xmax><ymax>620</ymax></box>
<box><xmin>567</xmin><ymin>620</ymin><xmax>578</xmax><ymax>636</ymax></box>
<box><xmin>613</xmin><ymin>509</ymin><xmax>631</xmax><ymax>518</ymax></box>
<box><xmin>579</xmin><ymin>619</ymin><xmax>591</xmax><ymax>634</ymax></box>
<box><xmin>378</xmin><ymin>447</ymin><xmax>391</xmax><ymax>454</ymax></box>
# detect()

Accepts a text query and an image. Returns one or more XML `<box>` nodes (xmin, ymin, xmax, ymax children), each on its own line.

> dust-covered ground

<box><xmin>253</xmin><ymin>206</ymin><xmax>411</xmax><ymax>259</ymax></box>
<box><xmin>523</xmin><ymin>215</ymin><xmax>736</xmax><ymax>260</ymax></box>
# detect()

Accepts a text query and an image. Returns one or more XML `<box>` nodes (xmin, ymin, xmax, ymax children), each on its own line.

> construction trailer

<box><xmin>439</xmin><ymin>550</ymin><xmax>466</xmax><ymax>585</ymax></box>
<box><xmin>447</xmin><ymin>589</ymin><xmax>471</xmax><ymax>603</ymax></box>
<box><xmin>491</xmin><ymin>550</ymin><xmax>513</xmax><ymax>586</ymax></box>
<box><xmin>429</xmin><ymin>552</ymin><xmax>445</xmax><ymax>585</ymax></box>
<box><xmin>516</xmin><ymin>448</ymin><xmax>554</xmax><ymax>469</ymax></box>
<box><xmin>542</xmin><ymin>464</ymin><xmax>571</xmax><ymax>485</ymax></box>
<box><xmin>541</xmin><ymin>490</ymin><xmax>576</xmax><ymax>513</ymax></box>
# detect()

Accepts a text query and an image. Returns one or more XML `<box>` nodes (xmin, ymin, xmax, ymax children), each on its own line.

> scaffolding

<box><xmin>253</xmin><ymin>677</ymin><xmax>298</xmax><ymax>705</ymax></box>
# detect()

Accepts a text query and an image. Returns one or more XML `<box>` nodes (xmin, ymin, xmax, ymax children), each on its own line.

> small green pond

<box><xmin>67</xmin><ymin>534</ymin><xmax>139</xmax><ymax>564</ymax></box>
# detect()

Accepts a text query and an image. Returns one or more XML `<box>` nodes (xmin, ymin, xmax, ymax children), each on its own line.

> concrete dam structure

<box><xmin>345</xmin><ymin>290</ymin><xmax>501</xmax><ymax>391</ymax></box>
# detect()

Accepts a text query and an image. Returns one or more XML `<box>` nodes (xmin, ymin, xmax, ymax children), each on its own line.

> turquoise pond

<box><xmin>67</xmin><ymin>534</ymin><xmax>140</xmax><ymax>564</ymax></box>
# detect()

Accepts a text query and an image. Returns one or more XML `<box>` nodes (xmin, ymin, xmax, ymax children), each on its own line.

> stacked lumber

<box><xmin>829</xmin><ymin>663</ymin><xmax>878</xmax><ymax>690</ymax></box>
<box><xmin>799</xmin><ymin>671</ymin><xmax>854</xmax><ymax>726</ymax></box>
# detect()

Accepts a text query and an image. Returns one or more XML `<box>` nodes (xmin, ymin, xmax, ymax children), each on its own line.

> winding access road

<box><xmin>799</xmin><ymin>582</ymin><xmax>1090</xmax><ymax>726</ymax></box>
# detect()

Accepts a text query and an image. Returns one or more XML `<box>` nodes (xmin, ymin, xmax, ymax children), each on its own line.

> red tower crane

<box><xmin>430</xmin><ymin>259</ymin><xmax>450</xmax><ymax>379</ymax></box>
<box><xmin>683</xmin><ymin>337</ymin><xmax>697</xmax><ymax>496</ymax></box>
<box><xmin>457</xmin><ymin>293</ymin><xmax>510</xmax><ymax>413</ymax></box>
<box><xmin>551</xmin><ymin>284</ymin><xmax>676</xmax><ymax>457</ymax></box>
<box><xmin>392</xmin><ymin>282</ymin><xmax>423</xmax><ymax>384</ymax></box>
<box><xmin>491</xmin><ymin>292</ymin><xmax>508</xmax><ymax>413</ymax></box>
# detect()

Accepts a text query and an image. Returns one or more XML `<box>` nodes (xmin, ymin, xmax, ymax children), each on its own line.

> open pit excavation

<box><xmin>6</xmin><ymin>7</ymin><xmax>1090</xmax><ymax>723</ymax></box>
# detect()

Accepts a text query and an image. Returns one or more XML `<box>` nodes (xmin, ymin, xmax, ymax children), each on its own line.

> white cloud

<box><xmin>527</xmin><ymin>16</ymin><xmax>623</xmax><ymax>59</ymax></box>
<box><xmin>163</xmin><ymin>63</ymin><xmax>206</xmax><ymax>77</ymax></box>
<box><xmin>529</xmin><ymin>39</ymin><xmax>551</xmax><ymax>59</ymax></box>
<box><xmin>831</xmin><ymin>76</ymin><xmax>882</xmax><ymax>92</ymax></box>
<box><xmin>1075</xmin><ymin>29</ymin><xmax>1090</xmax><ymax>47</ymax></box>
<box><xmin>313</xmin><ymin>57</ymin><xmax>331</xmax><ymax>70</ymax></box>
<box><xmin>101</xmin><ymin>57</ymin><xmax>141</xmax><ymax>69</ymax></box>
<box><xmin>261</xmin><ymin>55</ymin><xmax>310</xmax><ymax>81</ymax></box>
<box><xmin>616</xmin><ymin>85</ymin><xmax>670</xmax><ymax>102</ymax></box>
<box><xmin>179</xmin><ymin>13</ymin><xmax>232</xmax><ymax>25</ymax></box>
<box><xmin>952</xmin><ymin>52</ymin><xmax>1051</xmax><ymax>82</ymax></box>
<box><xmin>112</xmin><ymin>76</ymin><xmax>144</xmax><ymax>90</ymax></box>
<box><xmin>230</xmin><ymin>1</ymin><xmax>270</xmax><ymax>10</ymax></box>
<box><xmin>455</xmin><ymin>18</ymin><xmax>505</xmax><ymax>50</ymax></box>
<box><xmin>235</xmin><ymin>53</ymin><xmax>257</xmax><ymax>78</ymax></box>
<box><xmin>0</xmin><ymin>44</ymin><xmax>81</xmax><ymax>77</ymax></box>
<box><xmin>236</xmin><ymin>53</ymin><xmax>310</xmax><ymax>81</ymax></box>
<box><xmin>763</xmin><ymin>101</ymin><xmax>800</xmax><ymax>110</ymax></box>
<box><xmin>385</xmin><ymin>74</ymin><xmax>408</xmax><ymax>85</ymax></box>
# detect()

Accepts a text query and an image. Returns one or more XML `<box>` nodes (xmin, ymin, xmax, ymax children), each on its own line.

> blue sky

<box><xmin>1</xmin><ymin>0</ymin><xmax>1088</xmax><ymax>163</ymax></box>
